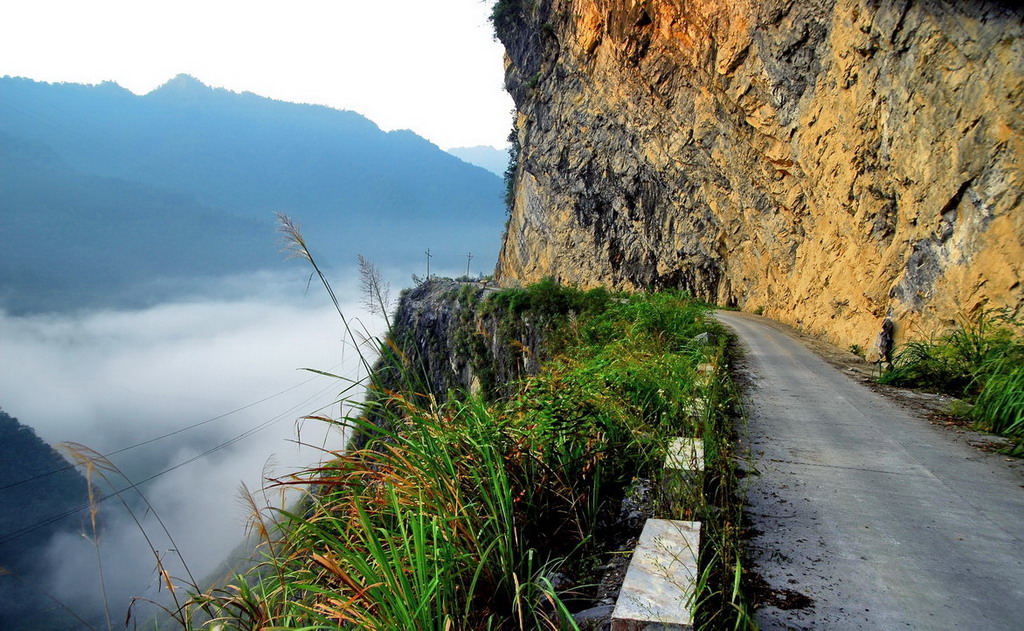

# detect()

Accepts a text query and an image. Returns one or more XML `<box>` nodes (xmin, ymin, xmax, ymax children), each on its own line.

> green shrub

<box><xmin>503</xmin><ymin>124</ymin><xmax>520</xmax><ymax>214</ymax></box>
<box><xmin>972</xmin><ymin>360</ymin><xmax>1024</xmax><ymax>436</ymax></box>
<box><xmin>880</xmin><ymin>309</ymin><xmax>1024</xmax><ymax>438</ymax></box>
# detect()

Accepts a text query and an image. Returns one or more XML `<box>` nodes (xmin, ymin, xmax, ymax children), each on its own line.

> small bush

<box><xmin>489</xmin><ymin>0</ymin><xmax>523</xmax><ymax>34</ymax></box>
<box><xmin>880</xmin><ymin>309</ymin><xmax>1024</xmax><ymax>438</ymax></box>
<box><xmin>503</xmin><ymin>124</ymin><xmax>521</xmax><ymax>214</ymax></box>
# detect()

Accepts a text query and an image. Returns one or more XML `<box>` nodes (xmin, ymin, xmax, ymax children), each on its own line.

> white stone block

<box><xmin>611</xmin><ymin>519</ymin><xmax>701</xmax><ymax>630</ymax></box>
<box><xmin>663</xmin><ymin>437</ymin><xmax>704</xmax><ymax>472</ymax></box>
<box><xmin>682</xmin><ymin>396</ymin><xmax>708</xmax><ymax>420</ymax></box>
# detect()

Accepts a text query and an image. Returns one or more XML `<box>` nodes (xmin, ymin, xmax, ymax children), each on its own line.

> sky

<box><xmin>0</xmin><ymin>0</ymin><xmax>513</xmax><ymax>149</ymax></box>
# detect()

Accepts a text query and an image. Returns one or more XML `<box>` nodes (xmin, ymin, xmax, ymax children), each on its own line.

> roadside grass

<box><xmin>167</xmin><ymin>217</ymin><xmax>754</xmax><ymax>629</ymax></box>
<box><xmin>879</xmin><ymin>310</ymin><xmax>1024</xmax><ymax>445</ymax></box>
<box><xmin>176</xmin><ymin>290</ymin><xmax>752</xmax><ymax>628</ymax></box>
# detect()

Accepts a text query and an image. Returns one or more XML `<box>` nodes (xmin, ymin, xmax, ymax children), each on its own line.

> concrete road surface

<box><xmin>716</xmin><ymin>311</ymin><xmax>1024</xmax><ymax>630</ymax></box>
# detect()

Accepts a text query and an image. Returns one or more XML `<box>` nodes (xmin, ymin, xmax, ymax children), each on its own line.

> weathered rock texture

<box><xmin>494</xmin><ymin>0</ymin><xmax>1023</xmax><ymax>352</ymax></box>
<box><xmin>362</xmin><ymin>278</ymin><xmax>563</xmax><ymax>435</ymax></box>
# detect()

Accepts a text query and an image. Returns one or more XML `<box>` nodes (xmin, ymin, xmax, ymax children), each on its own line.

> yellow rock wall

<box><xmin>493</xmin><ymin>0</ymin><xmax>1023</xmax><ymax>353</ymax></box>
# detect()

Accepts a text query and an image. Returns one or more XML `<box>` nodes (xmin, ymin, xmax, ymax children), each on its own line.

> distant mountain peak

<box><xmin>149</xmin><ymin>73</ymin><xmax>213</xmax><ymax>97</ymax></box>
<box><xmin>446</xmin><ymin>145</ymin><xmax>510</xmax><ymax>177</ymax></box>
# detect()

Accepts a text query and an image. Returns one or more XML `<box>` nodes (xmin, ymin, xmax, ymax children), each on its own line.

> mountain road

<box><xmin>716</xmin><ymin>310</ymin><xmax>1024</xmax><ymax>630</ymax></box>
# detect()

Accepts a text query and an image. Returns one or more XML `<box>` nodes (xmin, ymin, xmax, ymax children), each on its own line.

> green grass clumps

<box><xmin>880</xmin><ymin>309</ymin><xmax>1024</xmax><ymax>440</ymax></box>
<box><xmin>483</xmin><ymin>277</ymin><xmax>612</xmax><ymax>324</ymax></box>
<box><xmin>973</xmin><ymin>362</ymin><xmax>1024</xmax><ymax>437</ymax></box>
<box><xmin>177</xmin><ymin>282</ymin><xmax>750</xmax><ymax>629</ymax></box>
<box><xmin>489</xmin><ymin>0</ymin><xmax>525</xmax><ymax>36</ymax></box>
<box><xmin>470</xmin><ymin>279</ymin><xmax>613</xmax><ymax>396</ymax></box>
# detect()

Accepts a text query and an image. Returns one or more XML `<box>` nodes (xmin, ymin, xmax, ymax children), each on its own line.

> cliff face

<box><xmin>366</xmin><ymin>279</ymin><xmax>555</xmax><ymax>415</ymax></box>
<box><xmin>494</xmin><ymin>0</ymin><xmax>1023</xmax><ymax>353</ymax></box>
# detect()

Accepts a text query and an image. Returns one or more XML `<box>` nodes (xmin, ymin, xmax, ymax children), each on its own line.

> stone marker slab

<box><xmin>695</xmin><ymin>363</ymin><xmax>716</xmax><ymax>387</ymax></box>
<box><xmin>663</xmin><ymin>437</ymin><xmax>704</xmax><ymax>472</ymax></box>
<box><xmin>611</xmin><ymin>519</ymin><xmax>700</xmax><ymax>631</ymax></box>
<box><xmin>662</xmin><ymin>438</ymin><xmax>704</xmax><ymax>512</ymax></box>
<box><xmin>682</xmin><ymin>396</ymin><xmax>707</xmax><ymax>420</ymax></box>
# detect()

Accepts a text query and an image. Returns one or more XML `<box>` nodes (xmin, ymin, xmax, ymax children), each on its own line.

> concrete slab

<box><xmin>681</xmin><ymin>397</ymin><xmax>707</xmax><ymax>421</ymax></box>
<box><xmin>663</xmin><ymin>437</ymin><xmax>704</xmax><ymax>472</ymax></box>
<box><xmin>695</xmin><ymin>363</ymin><xmax>719</xmax><ymax>388</ymax></box>
<box><xmin>661</xmin><ymin>438</ymin><xmax>705</xmax><ymax>518</ymax></box>
<box><xmin>611</xmin><ymin>519</ymin><xmax>700</xmax><ymax>631</ymax></box>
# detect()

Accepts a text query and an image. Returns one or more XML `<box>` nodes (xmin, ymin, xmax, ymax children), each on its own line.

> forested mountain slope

<box><xmin>0</xmin><ymin>408</ymin><xmax>90</xmax><ymax>630</ymax></box>
<box><xmin>0</xmin><ymin>75</ymin><xmax>506</xmax><ymax>312</ymax></box>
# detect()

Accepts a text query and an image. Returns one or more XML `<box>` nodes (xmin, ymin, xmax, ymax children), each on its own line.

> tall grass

<box><xmin>171</xmin><ymin>218</ymin><xmax>750</xmax><ymax>629</ymax></box>
<box><xmin>57</xmin><ymin>443</ymin><xmax>197</xmax><ymax>630</ymax></box>
<box><xmin>179</xmin><ymin>396</ymin><xmax>584</xmax><ymax>629</ymax></box>
<box><xmin>973</xmin><ymin>359</ymin><xmax>1024</xmax><ymax>438</ymax></box>
<box><xmin>879</xmin><ymin>309</ymin><xmax>1024</xmax><ymax>439</ymax></box>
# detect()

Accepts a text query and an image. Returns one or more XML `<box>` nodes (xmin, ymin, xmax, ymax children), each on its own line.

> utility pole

<box><xmin>465</xmin><ymin>252</ymin><xmax>473</xmax><ymax>277</ymax></box>
<box><xmin>425</xmin><ymin>248</ymin><xmax>432</xmax><ymax>280</ymax></box>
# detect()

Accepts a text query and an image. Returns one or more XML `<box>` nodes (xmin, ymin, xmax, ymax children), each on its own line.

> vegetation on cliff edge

<box><xmin>167</xmin><ymin>272</ymin><xmax>751</xmax><ymax>628</ymax></box>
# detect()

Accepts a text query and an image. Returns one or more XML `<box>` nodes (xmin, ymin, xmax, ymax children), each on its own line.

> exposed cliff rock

<box><xmin>494</xmin><ymin>0</ymin><xmax>1023</xmax><ymax>354</ymax></box>
<box><xmin>361</xmin><ymin>278</ymin><xmax>574</xmax><ymax>439</ymax></box>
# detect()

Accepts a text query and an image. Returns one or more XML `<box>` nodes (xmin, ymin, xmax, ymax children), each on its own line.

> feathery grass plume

<box><xmin>59</xmin><ymin>443</ymin><xmax>116</xmax><ymax>631</ymax></box>
<box><xmin>277</xmin><ymin>212</ymin><xmax>418</xmax><ymax>445</ymax></box>
<box><xmin>59</xmin><ymin>442</ymin><xmax>198</xmax><ymax>628</ymax></box>
<box><xmin>357</xmin><ymin>253</ymin><xmax>393</xmax><ymax>321</ymax></box>
<box><xmin>275</xmin><ymin>212</ymin><xmax>376</xmax><ymax>380</ymax></box>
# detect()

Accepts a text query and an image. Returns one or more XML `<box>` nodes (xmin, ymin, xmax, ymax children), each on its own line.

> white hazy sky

<box><xmin>0</xmin><ymin>0</ymin><xmax>513</xmax><ymax>149</ymax></box>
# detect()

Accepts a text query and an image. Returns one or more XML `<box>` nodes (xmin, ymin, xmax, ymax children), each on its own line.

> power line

<box><xmin>0</xmin><ymin>373</ymin><xmax>349</xmax><ymax>548</ymax></box>
<box><xmin>0</xmin><ymin>361</ymin><xmax>349</xmax><ymax>494</ymax></box>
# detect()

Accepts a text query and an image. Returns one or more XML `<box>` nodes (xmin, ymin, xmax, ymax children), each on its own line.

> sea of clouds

<box><xmin>0</xmin><ymin>268</ymin><xmax>386</xmax><ymax>624</ymax></box>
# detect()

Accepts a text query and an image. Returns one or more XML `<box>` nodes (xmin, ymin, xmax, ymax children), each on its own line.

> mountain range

<box><xmin>446</xmin><ymin>145</ymin><xmax>509</xmax><ymax>177</ymax></box>
<box><xmin>0</xmin><ymin>75</ymin><xmax>506</xmax><ymax>312</ymax></box>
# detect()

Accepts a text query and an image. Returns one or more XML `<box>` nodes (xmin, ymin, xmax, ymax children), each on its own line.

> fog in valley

<box><xmin>0</xmin><ymin>268</ymin><xmax>389</xmax><ymax>625</ymax></box>
<box><xmin>0</xmin><ymin>20</ymin><xmax>506</xmax><ymax>627</ymax></box>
